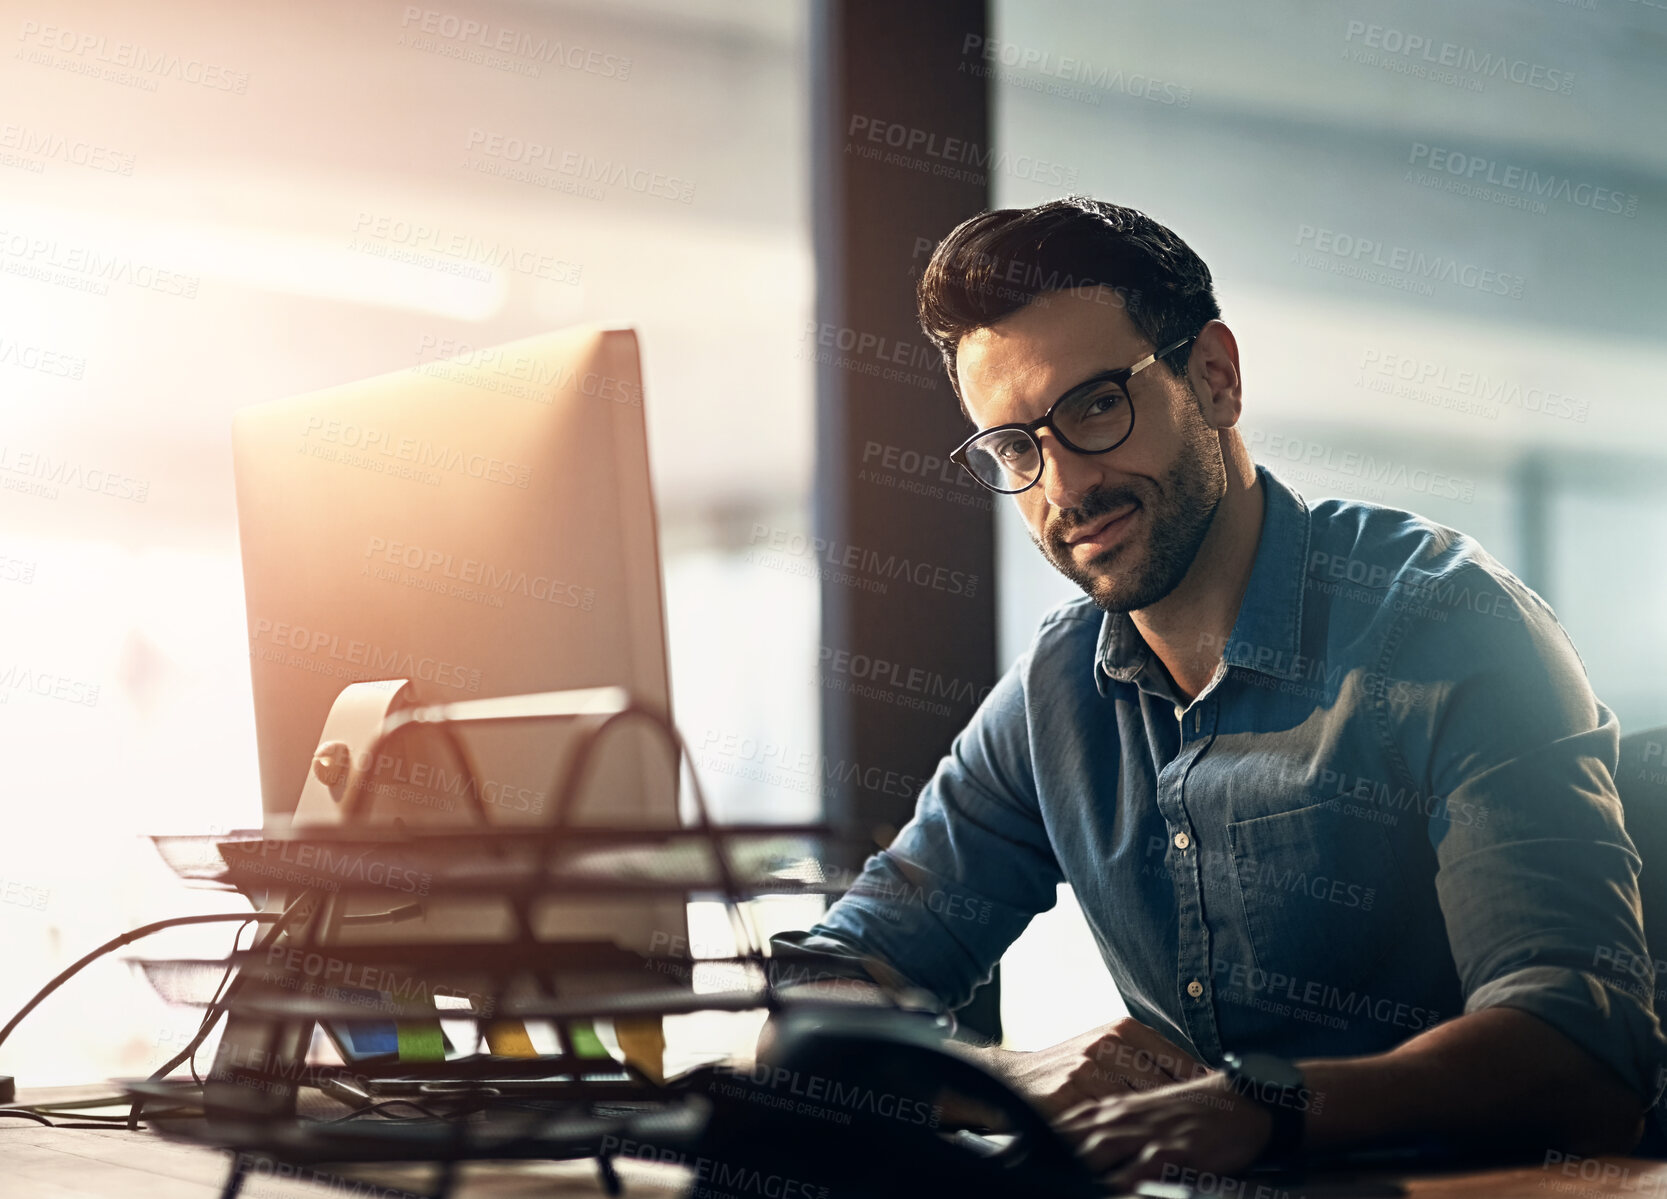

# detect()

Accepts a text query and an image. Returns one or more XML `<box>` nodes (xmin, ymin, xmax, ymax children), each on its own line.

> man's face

<box><xmin>955</xmin><ymin>289</ymin><xmax>1227</xmax><ymax>613</ymax></box>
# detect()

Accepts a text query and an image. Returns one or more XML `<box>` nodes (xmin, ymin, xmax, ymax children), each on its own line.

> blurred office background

<box><xmin>0</xmin><ymin>0</ymin><xmax>1662</xmax><ymax>1082</ymax></box>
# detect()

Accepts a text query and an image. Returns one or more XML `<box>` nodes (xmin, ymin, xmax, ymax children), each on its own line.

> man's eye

<box><xmin>993</xmin><ymin>437</ymin><xmax>1034</xmax><ymax>462</ymax></box>
<box><xmin>1084</xmin><ymin>391</ymin><xmax>1126</xmax><ymax>416</ymax></box>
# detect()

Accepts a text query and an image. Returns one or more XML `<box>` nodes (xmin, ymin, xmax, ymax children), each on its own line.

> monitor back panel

<box><xmin>232</xmin><ymin>325</ymin><xmax>684</xmax><ymax>952</ymax></box>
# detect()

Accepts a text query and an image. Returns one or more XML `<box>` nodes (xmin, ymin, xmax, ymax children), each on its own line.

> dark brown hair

<box><xmin>916</xmin><ymin>196</ymin><xmax>1220</xmax><ymax>403</ymax></box>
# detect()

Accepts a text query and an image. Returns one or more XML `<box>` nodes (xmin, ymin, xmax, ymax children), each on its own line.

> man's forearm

<box><xmin>1300</xmin><ymin>1006</ymin><xmax>1646</xmax><ymax>1157</ymax></box>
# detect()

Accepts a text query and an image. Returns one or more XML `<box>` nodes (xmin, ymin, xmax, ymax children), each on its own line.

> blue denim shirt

<box><xmin>785</xmin><ymin>465</ymin><xmax>1667</xmax><ymax>1104</ymax></box>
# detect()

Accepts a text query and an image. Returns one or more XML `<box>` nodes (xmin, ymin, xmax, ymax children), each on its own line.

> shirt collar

<box><xmin>1094</xmin><ymin>465</ymin><xmax>1311</xmax><ymax>695</ymax></box>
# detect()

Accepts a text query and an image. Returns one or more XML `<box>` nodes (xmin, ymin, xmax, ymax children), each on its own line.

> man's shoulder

<box><xmin>1300</xmin><ymin>495</ymin><xmax>1559</xmax><ymax>677</ymax></box>
<box><xmin>1303</xmin><ymin>495</ymin><xmax>1539</xmax><ymax>614</ymax></box>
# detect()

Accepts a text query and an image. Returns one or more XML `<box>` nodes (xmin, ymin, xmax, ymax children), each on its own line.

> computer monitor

<box><xmin>229</xmin><ymin>324</ymin><xmax>685</xmax><ymax>955</ymax></box>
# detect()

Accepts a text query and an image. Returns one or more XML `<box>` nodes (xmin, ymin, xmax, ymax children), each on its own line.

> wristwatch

<box><xmin>1220</xmin><ymin>1051</ymin><xmax>1308</xmax><ymax>1167</ymax></box>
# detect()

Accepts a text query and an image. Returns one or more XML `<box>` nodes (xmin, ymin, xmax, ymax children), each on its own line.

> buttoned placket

<box><xmin>1161</xmin><ymin>664</ymin><xmax>1228</xmax><ymax>1064</ymax></box>
<box><xmin>1091</xmin><ymin>469</ymin><xmax>1310</xmax><ymax>1066</ymax></box>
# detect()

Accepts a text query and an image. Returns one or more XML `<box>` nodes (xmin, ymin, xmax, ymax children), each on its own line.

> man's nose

<box><xmin>1036</xmin><ymin>433</ymin><xmax>1100</xmax><ymax>511</ymax></box>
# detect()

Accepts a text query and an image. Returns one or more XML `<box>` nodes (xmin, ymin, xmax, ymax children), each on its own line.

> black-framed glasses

<box><xmin>949</xmin><ymin>335</ymin><xmax>1196</xmax><ymax>495</ymax></box>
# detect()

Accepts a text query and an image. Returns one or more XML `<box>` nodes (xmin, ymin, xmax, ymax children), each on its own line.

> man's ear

<box><xmin>1190</xmin><ymin>320</ymin><xmax>1243</xmax><ymax>429</ymax></box>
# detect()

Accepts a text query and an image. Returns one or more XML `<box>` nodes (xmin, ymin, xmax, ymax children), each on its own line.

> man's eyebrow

<box><xmin>992</xmin><ymin>367</ymin><xmax>1122</xmax><ymax>427</ymax></box>
<box><xmin>971</xmin><ymin>365</ymin><xmax>1125</xmax><ymax>432</ymax></box>
<box><xmin>1048</xmin><ymin>366</ymin><xmax>1125</xmax><ymax>408</ymax></box>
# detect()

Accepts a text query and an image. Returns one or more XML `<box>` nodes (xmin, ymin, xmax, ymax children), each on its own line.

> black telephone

<box><xmin>671</xmin><ymin>1005</ymin><xmax>1103</xmax><ymax>1198</ymax></box>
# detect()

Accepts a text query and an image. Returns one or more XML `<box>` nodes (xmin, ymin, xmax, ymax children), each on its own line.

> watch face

<box><xmin>1232</xmin><ymin>1052</ymin><xmax>1304</xmax><ymax>1089</ymax></box>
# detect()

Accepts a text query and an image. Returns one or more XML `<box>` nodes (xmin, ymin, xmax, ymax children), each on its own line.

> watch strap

<box><xmin>1223</xmin><ymin>1053</ymin><xmax>1307</xmax><ymax>1167</ymax></box>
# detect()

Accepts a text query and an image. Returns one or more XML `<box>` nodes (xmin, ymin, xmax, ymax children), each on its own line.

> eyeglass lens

<box><xmin>961</xmin><ymin>383</ymin><xmax>1132</xmax><ymax>492</ymax></box>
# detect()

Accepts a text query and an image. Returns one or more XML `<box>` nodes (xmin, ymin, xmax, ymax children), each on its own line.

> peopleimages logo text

<box><xmin>958</xmin><ymin>34</ymin><xmax>1191</xmax><ymax>107</ymax></box>
<box><xmin>399</xmin><ymin>7</ymin><xmax>632</xmax><ymax>79</ymax></box>
<box><xmin>351</xmin><ymin>212</ymin><xmax>581</xmax><ymax>285</ymax></box>
<box><xmin>1295</xmin><ymin>225</ymin><xmax>1524</xmax><ymax>299</ymax></box>
<box><xmin>300</xmin><ymin>417</ymin><xmax>530</xmax><ymax>489</ymax></box>
<box><xmin>464</xmin><ymin>129</ymin><xmax>694</xmax><ymax>203</ymax></box>
<box><xmin>1358</xmin><ymin>349</ymin><xmax>1589</xmax><ymax>424</ymax></box>
<box><xmin>1342</xmin><ymin>22</ymin><xmax>1574</xmax><ymax>95</ymax></box>
<box><xmin>845</xmin><ymin>115</ymin><xmax>1078</xmax><ymax>188</ymax></box>
<box><xmin>251</xmin><ymin>617</ymin><xmax>482</xmax><ymax>693</ymax></box>
<box><xmin>16</xmin><ymin>20</ymin><xmax>251</xmax><ymax>92</ymax></box>
<box><xmin>0</xmin><ymin>123</ymin><xmax>134</xmax><ymax>174</ymax></box>
<box><xmin>0</xmin><ymin>228</ymin><xmax>200</xmax><ymax>298</ymax></box>
<box><xmin>362</xmin><ymin>536</ymin><xmax>594</xmax><ymax>610</ymax></box>
<box><xmin>747</xmin><ymin>524</ymin><xmax>979</xmax><ymax>597</ymax></box>
<box><xmin>1408</xmin><ymin>143</ymin><xmax>1637</xmax><ymax>217</ymax></box>
<box><xmin>1246</xmin><ymin>430</ymin><xmax>1476</xmax><ymax>503</ymax></box>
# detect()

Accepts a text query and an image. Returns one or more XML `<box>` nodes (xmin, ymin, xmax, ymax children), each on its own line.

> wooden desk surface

<box><xmin>5</xmin><ymin>1122</ymin><xmax>1664</xmax><ymax>1198</ymax></box>
<box><xmin>0</xmin><ymin>1124</ymin><xmax>684</xmax><ymax>1198</ymax></box>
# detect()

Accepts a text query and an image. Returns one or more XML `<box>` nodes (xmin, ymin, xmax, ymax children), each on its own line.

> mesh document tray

<box><xmin>148</xmin><ymin>824</ymin><xmax>850</xmax><ymax>897</ymax></box>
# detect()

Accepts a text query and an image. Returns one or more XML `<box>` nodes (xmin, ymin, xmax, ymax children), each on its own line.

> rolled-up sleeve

<box><xmin>1391</xmin><ymin>562</ymin><xmax>1667</xmax><ymax>1103</ymax></box>
<box><xmin>777</xmin><ymin>652</ymin><xmax>1064</xmax><ymax>1011</ymax></box>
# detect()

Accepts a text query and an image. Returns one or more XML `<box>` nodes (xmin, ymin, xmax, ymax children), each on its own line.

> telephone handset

<box><xmin>677</xmin><ymin>1005</ymin><xmax>1103</xmax><ymax>1198</ymax></box>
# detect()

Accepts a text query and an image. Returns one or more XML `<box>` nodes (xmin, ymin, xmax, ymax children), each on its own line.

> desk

<box><xmin>0</xmin><ymin>1123</ymin><xmax>685</xmax><ymax>1198</ymax></box>
<box><xmin>4</xmin><ymin>1124</ymin><xmax>1665</xmax><ymax>1199</ymax></box>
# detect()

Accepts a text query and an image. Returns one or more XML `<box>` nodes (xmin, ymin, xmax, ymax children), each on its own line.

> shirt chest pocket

<box><xmin>1226</xmin><ymin>800</ymin><xmax>1411</xmax><ymax>994</ymax></box>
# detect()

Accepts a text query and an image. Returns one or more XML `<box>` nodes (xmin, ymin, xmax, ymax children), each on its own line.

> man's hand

<box><xmin>1055</xmin><ymin>1071</ymin><xmax>1274</xmax><ymax>1191</ymax></box>
<box><xmin>979</xmin><ymin>1017</ymin><xmax>1209</xmax><ymax>1119</ymax></box>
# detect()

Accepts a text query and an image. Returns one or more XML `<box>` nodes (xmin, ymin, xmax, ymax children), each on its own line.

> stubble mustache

<box><xmin>1046</xmin><ymin>485</ymin><xmax>1144</xmax><ymax>553</ymax></box>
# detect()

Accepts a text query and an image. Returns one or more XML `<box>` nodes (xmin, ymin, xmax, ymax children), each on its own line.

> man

<box><xmin>771</xmin><ymin>197</ymin><xmax>1666</xmax><ymax>1188</ymax></box>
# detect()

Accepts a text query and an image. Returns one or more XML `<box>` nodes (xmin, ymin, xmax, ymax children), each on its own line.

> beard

<box><xmin>1032</xmin><ymin>399</ymin><xmax>1226</xmax><ymax>613</ymax></box>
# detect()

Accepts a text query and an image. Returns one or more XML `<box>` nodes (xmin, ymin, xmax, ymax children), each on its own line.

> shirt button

<box><xmin>1173</xmin><ymin>832</ymin><xmax>1191</xmax><ymax>850</ymax></box>
<box><xmin>1174</xmin><ymin>705</ymin><xmax>1185</xmax><ymax>721</ymax></box>
<box><xmin>1186</xmin><ymin>980</ymin><xmax>1204</xmax><ymax>998</ymax></box>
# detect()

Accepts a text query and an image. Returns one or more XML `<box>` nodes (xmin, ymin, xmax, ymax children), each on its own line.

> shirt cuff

<box><xmin>765</xmin><ymin>929</ymin><xmax>929</xmax><ymax>999</ymax></box>
<box><xmin>1465</xmin><ymin>965</ymin><xmax>1667</xmax><ymax>1105</ymax></box>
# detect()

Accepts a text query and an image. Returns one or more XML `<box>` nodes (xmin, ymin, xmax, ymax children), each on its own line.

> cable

<box><xmin>130</xmin><ymin>891</ymin><xmax>420</xmax><ymax>1127</ymax></box>
<box><xmin>146</xmin><ymin>890</ymin><xmax>424</xmax><ymax>1091</ymax></box>
<box><xmin>190</xmin><ymin>920</ymin><xmax>258</xmax><ymax>1085</ymax></box>
<box><xmin>12</xmin><ymin>1095</ymin><xmax>199</xmax><ymax>1123</ymax></box>
<box><xmin>0</xmin><ymin>912</ymin><xmax>290</xmax><ymax>1057</ymax></box>
<box><xmin>0</xmin><ymin>892</ymin><xmax>441</xmax><ymax>1132</ymax></box>
<box><xmin>0</xmin><ymin>1108</ymin><xmax>192</xmax><ymax>1130</ymax></box>
<box><xmin>0</xmin><ymin>900</ymin><xmax>317</xmax><ymax>1135</ymax></box>
<box><xmin>144</xmin><ymin>893</ymin><xmax>320</xmax><ymax>1085</ymax></box>
<box><xmin>0</xmin><ymin>1109</ymin><xmax>53</xmax><ymax>1126</ymax></box>
<box><xmin>11</xmin><ymin>1096</ymin><xmax>135</xmax><ymax>1111</ymax></box>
